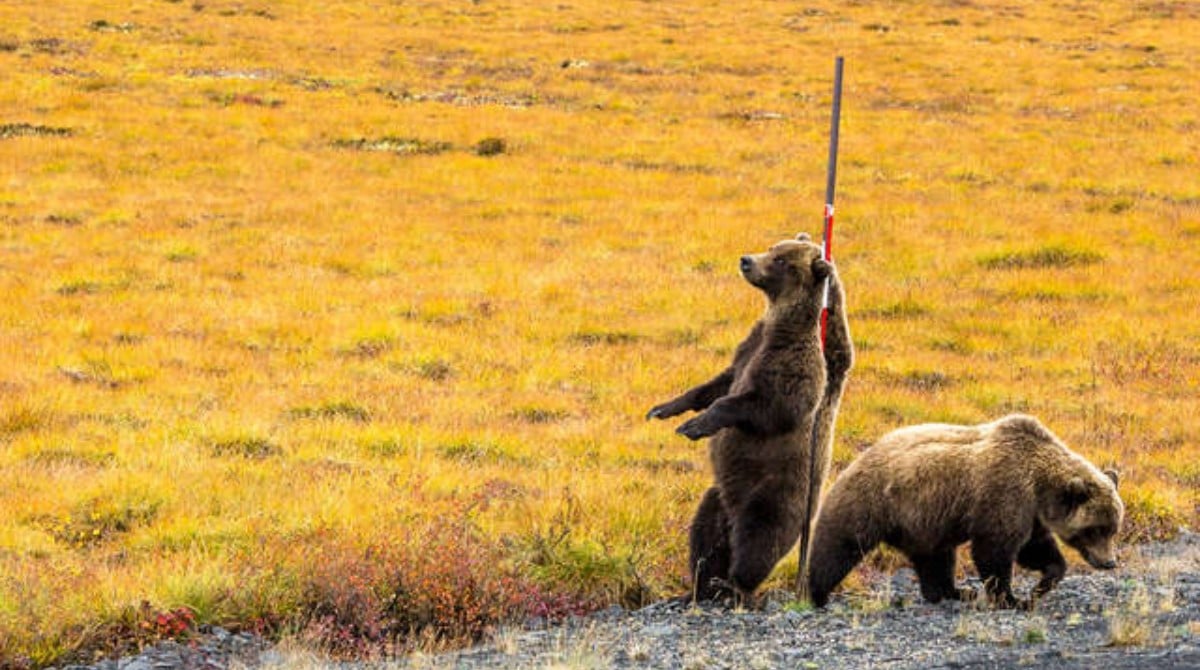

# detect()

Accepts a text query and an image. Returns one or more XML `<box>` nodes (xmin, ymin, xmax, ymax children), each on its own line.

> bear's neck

<box><xmin>763</xmin><ymin>301</ymin><xmax>820</xmax><ymax>340</ymax></box>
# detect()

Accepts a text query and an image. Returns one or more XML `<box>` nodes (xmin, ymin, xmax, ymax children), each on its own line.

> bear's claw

<box><xmin>646</xmin><ymin>401</ymin><xmax>682</xmax><ymax>421</ymax></box>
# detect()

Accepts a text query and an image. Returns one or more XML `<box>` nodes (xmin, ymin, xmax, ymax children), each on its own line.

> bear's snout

<box><xmin>1080</xmin><ymin>546</ymin><xmax>1118</xmax><ymax>570</ymax></box>
<box><xmin>740</xmin><ymin>256</ymin><xmax>754</xmax><ymax>274</ymax></box>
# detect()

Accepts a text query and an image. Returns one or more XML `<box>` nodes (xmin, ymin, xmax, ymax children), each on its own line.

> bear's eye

<box><xmin>772</xmin><ymin>257</ymin><xmax>788</xmax><ymax>268</ymax></box>
<box><xmin>1076</xmin><ymin>525</ymin><xmax>1111</xmax><ymax>542</ymax></box>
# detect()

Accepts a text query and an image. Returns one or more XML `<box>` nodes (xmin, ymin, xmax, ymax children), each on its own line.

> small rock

<box><xmin>599</xmin><ymin>604</ymin><xmax>624</xmax><ymax>619</ymax></box>
<box><xmin>256</xmin><ymin>650</ymin><xmax>286</xmax><ymax>667</ymax></box>
<box><xmin>641</xmin><ymin>622</ymin><xmax>678</xmax><ymax>637</ymax></box>
<box><xmin>784</xmin><ymin>609</ymin><xmax>809</xmax><ymax>622</ymax></box>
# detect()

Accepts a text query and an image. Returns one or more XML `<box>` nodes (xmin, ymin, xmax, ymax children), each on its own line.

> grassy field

<box><xmin>1</xmin><ymin>0</ymin><xmax>1197</xmax><ymax>665</ymax></box>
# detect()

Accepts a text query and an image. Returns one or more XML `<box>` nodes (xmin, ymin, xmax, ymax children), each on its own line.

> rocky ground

<box><xmin>57</xmin><ymin>532</ymin><xmax>1199</xmax><ymax>670</ymax></box>
<box><xmin>53</xmin><ymin>627</ymin><xmax>269</xmax><ymax>670</ymax></box>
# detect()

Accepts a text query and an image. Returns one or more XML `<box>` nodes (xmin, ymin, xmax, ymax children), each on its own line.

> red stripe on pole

<box><xmin>820</xmin><ymin>205</ymin><xmax>833</xmax><ymax>347</ymax></box>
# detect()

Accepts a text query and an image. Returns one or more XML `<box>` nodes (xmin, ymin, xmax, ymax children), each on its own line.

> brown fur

<box><xmin>648</xmin><ymin>234</ymin><xmax>850</xmax><ymax>603</ymax></box>
<box><xmin>808</xmin><ymin>414</ymin><xmax>1124</xmax><ymax>609</ymax></box>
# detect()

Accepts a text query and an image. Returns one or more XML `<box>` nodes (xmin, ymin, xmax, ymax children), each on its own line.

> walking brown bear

<box><xmin>648</xmin><ymin>233</ymin><xmax>853</xmax><ymax>603</ymax></box>
<box><xmin>808</xmin><ymin>414</ymin><xmax>1124</xmax><ymax>609</ymax></box>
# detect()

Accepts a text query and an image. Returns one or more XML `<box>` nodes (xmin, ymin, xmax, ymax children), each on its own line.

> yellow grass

<box><xmin>1</xmin><ymin>0</ymin><xmax>1197</xmax><ymax>664</ymax></box>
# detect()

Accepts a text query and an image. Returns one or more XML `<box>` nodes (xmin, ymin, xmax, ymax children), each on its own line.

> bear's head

<box><xmin>1043</xmin><ymin>467</ymin><xmax>1124</xmax><ymax>570</ymax></box>
<box><xmin>739</xmin><ymin>233</ymin><xmax>831</xmax><ymax>304</ymax></box>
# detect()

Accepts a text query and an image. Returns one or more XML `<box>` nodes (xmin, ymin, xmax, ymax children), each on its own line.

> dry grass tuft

<box><xmin>1104</xmin><ymin>582</ymin><xmax>1176</xmax><ymax>647</ymax></box>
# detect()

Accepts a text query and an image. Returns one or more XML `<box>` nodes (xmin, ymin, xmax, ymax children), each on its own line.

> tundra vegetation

<box><xmin>0</xmin><ymin>0</ymin><xmax>1196</xmax><ymax>666</ymax></box>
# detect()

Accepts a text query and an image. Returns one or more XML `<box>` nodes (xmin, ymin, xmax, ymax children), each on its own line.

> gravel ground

<box><xmin>57</xmin><ymin>532</ymin><xmax>1200</xmax><ymax>670</ymax></box>
<box><xmin>53</xmin><ymin>627</ymin><xmax>269</xmax><ymax>670</ymax></box>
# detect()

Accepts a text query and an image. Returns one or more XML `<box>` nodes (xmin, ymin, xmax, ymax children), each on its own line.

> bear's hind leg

<box><xmin>689</xmin><ymin>487</ymin><xmax>733</xmax><ymax>601</ymax></box>
<box><xmin>728</xmin><ymin>494</ymin><xmax>798</xmax><ymax>604</ymax></box>
<box><xmin>1018</xmin><ymin>524</ymin><xmax>1067</xmax><ymax>602</ymax></box>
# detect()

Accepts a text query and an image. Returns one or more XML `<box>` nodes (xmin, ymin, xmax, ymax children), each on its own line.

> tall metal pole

<box><xmin>799</xmin><ymin>55</ymin><xmax>844</xmax><ymax>600</ymax></box>
<box><xmin>821</xmin><ymin>55</ymin><xmax>844</xmax><ymax>346</ymax></box>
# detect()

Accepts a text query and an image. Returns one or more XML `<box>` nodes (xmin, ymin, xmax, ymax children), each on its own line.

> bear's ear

<box><xmin>796</xmin><ymin>232</ymin><xmax>812</xmax><ymax>242</ymax></box>
<box><xmin>1103</xmin><ymin>468</ymin><xmax>1120</xmax><ymax>489</ymax></box>
<box><xmin>1061</xmin><ymin>477</ymin><xmax>1090</xmax><ymax>510</ymax></box>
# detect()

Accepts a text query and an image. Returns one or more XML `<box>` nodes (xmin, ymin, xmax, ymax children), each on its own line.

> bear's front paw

<box><xmin>646</xmin><ymin>402</ymin><xmax>681</xmax><ymax>421</ymax></box>
<box><xmin>676</xmin><ymin>416</ymin><xmax>715</xmax><ymax>441</ymax></box>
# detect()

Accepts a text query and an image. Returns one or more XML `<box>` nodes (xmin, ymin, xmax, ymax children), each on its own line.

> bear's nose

<box><xmin>1096</xmin><ymin>558</ymin><xmax>1117</xmax><ymax>570</ymax></box>
<box><xmin>739</xmin><ymin>256</ymin><xmax>753</xmax><ymax>274</ymax></box>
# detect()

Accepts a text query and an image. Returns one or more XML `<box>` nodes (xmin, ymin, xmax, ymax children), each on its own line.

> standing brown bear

<box><xmin>648</xmin><ymin>233</ymin><xmax>852</xmax><ymax>603</ymax></box>
<box><xmin>808</xmin><ymin>414</ymin><xmax>1124</xmax><ymax>609</ymax></box>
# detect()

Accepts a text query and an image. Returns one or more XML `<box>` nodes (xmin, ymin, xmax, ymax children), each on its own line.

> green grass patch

<box><xmin>331</xmin><ymin>136</ymin><xmax>452</xmax><ymax>156</ymax></box>
<box><xmin>23</xmin><ymin>447</ymin><xmax>115</xmax><ymax>469</ymax></box>
<box><xmin>210</xmin><ymin>437</ymin><xmax>282</xmax><ymax>459</ymax></box>
<box><xmin>0</xmin><ymin>123</ymin><xmax>72</xmax><ymax>139</ymax></box>
<box><xmin>41</xmin><ymin>496</ymin><xmax>161</xmax><ymax>548</ymax></box>
<box><xmin>978</xmin><ymin>245</ymin><xmax>1103</xmax><ymax>270</ymax></box>
<box><xmin>287</xmin><ymin>401</ymin><xmax>372</xmax><ymax>423</ymax></box>
<box><xmin>570</xmin><ymin>330</ymin><xmax>642</xmax><ymax>346</ymax></box>
<box><xmin>437</xmin><ymin>440</ymin><xmax>529</xmax><ymax>465</ymax></box>
<box><xmin>509</xmin><ymin>406</ymin><xmax>572</xmax><ymax>424</ymax></box>
<box><xmin>855</xmin><ymin>299</ymin><xmax>930</xmax><ymax>320</ymax></box>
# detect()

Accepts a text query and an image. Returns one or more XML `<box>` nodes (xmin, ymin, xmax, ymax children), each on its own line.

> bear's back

<box><xmin>837</xmin><ymin>415</ymin><xmax>1065</xmax><ymax>506</ymax></box>
<box><xmin>869</xmin><ymin>414</ymin><xmax>1065</xmax><ymax>464</ymax></box>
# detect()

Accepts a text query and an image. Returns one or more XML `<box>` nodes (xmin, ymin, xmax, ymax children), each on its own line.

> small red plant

<box><xmin>148</xmin><ymin>606</ymin><xmax>195</xmax><ymax>639</ymax></box>
<box><xmin>287</xmin><ymin>503</ymin><xmax>600</xmax><ymax>658</ymax></box>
